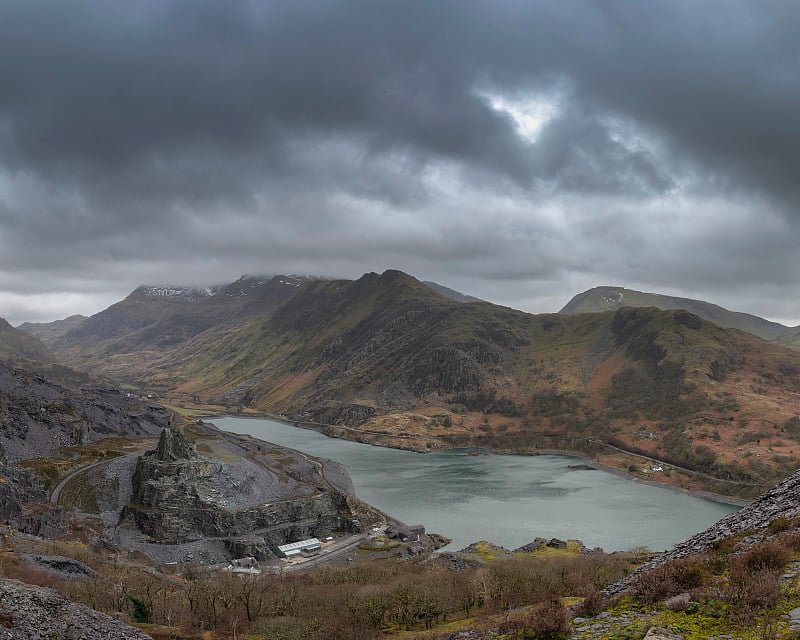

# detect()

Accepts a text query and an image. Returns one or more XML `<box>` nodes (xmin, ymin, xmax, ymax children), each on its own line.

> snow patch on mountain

<box><xmin>142</xmin><ymin>286</ymin><xmax>215</xmax><ymax>301</ymax></box>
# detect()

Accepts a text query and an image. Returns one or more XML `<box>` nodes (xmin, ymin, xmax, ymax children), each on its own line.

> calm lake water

<box><xmin>214</xmin><ymin>416</ymin><xmax>738</xmax><ymax>552</ymax></box>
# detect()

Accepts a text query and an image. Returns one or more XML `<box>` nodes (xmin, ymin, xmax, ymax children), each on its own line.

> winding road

<box><xmin>49</xmin><ymin>455</ymin><xmax>129</xmax><ymax>505</ymax></box>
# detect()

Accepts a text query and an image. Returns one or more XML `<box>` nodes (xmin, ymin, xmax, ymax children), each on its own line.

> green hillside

<box><xmin>38</xmin><ymin>270</ymin><xmax>800</xmax><ymax>496</ymax></box>
<box><xmin>155</xmin><ymin>271</ymin><xmax>800</xmax><ymax>495</ymax></box>
<box><xmin>560</xmin><ymin>285</ymin><xmax>791</xmax><ymax>342</ymax></box>
<box><xmin>775</xmin><ymin>326</ymin><xmax>800</xmax><ymax>350</ymax></box>
<box><xmin>43</xmin><ymin>276</ymin><xmax>311</xmax><ymax>379</ymax></box>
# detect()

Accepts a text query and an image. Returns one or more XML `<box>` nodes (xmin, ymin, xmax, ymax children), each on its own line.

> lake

<box><xmin>214</xmin><ymin>416</ymin><xmax>738</xmax><ymax>552</ymax></box>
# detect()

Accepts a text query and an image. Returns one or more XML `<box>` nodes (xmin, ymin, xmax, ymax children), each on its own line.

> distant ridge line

<box><xmin>560</xmin><ymin>285</ymin><xmax>796</xmax><ymax>345</ymax></box>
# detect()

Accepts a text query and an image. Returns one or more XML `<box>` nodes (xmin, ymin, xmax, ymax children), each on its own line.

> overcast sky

<box><xmin>1</xmin><ymin>1</ymin><xmax>799</xmax><ymax>326</ymax></box>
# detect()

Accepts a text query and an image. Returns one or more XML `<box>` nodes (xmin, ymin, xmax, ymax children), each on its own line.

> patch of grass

<box><xmin>19</xmin><ymin>447</ymin><xmax>123</xmax><ymax>493</ymax></box>
<box><xmin>464</xmin><ymin>541</ymin><xmax>509</xmax><ymax>561</ymax></box>
<box><xmin>356</xmin><ymin>539</ymin><xmax>402</xmax><ymax>554</ymax></box>
<box><xmin>18</xmin><ymin>458</ymin><xmax>76</xmax><ymax>491</ymax></box>
<box><xmin>649</xmin><ymin>605</ymin><xmax>739</xmax><ymax>640</ymax></box>
<box><xmin>159</xmin><ymin>403</ymin><xmax>216</xmax><ymax>418</ymax></box>
<box><xmin>58</xmin><ymin>473</ymin><xmax>101</xmax><ymax>513</ymax></box>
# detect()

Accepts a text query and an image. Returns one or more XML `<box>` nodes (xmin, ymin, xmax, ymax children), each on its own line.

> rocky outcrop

<box><xmin>0</xmin><ymin>449</ymin><xmax>47</xmax><ymax>523</ymax></box>
<box><xmin>124</xmin><ymin>428</ymin><xmax>369</xmax><ymax>557</ymax></box>
<box><xmin>607</xmin><ymin>466</ymin><xmax>800</xmax><ymax>595</ymax></box>
<box><xmin>0</xmin><ymin>578</ymin><xmax>152</xmax><ymax>639</ymax></box>
<box><xmin>459</xmin><ymin>541</ymin><xmax>511</xmax><ymax>555</ymax></box>
<box><xmin>152</xmin><ymin>425</ymin><xmax>197</xmax><ymax>461</ymax></box>
<box><xmin>0</xmin><ymin>361</ymin><xmax>169</xmax><ymax>463</ymax></box>
<box><xmin>18</xmin><ymin>554</ymin><xmax>97</xmax><ymax>580</ymax></box>
<box><xmin>0</xmin><ymin>360</ymin><xmax>172</xmax><ymax>535</ymax></box>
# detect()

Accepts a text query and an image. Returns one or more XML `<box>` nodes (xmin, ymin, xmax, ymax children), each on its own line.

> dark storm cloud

<box><xmin>0</xmin><ymin>1</ymin><xmax>696</xmax><ymax>193</ymax></box>
<box><xmin>1</xmin><ymin>0</ymin><xmax>800</xmax><ymax>325</ymax></box>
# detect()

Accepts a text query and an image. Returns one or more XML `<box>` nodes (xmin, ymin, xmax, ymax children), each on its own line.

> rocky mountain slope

<box><xmin>17</xmin><ymin>314</ymin><xmax>87</xmax><ymax>349</ymax></box>
<box><xmin>22</xmin><ymin>276</ymin><xmax>477</xmax><ymax>361</ymax></box>
<box><xmin>608</xmin><ymin>465</ymin><xmax>800</xmax><ymax>597</ymax></box>
<box><xmin>422</xmin><ymin>280</ymin><xmax>483</xmax><ymax>303</ymax></box>
<box><xmin>23</xmin><ymin>270</ymin><xmax>800</xmax><ymax>496</ymax></box>
<box><xmin>33</xmin><ymin>275</ymin><xmax>312</xmax><ymax>382</ymax></box>
<box><xmin>0</xmin><ymin>359</ymin><xmax>171</xmax><ymax>530</ymax></box>
<box><xmin>0</xmin><ymin>361</ymin><xmax>169</xmax><ymax>463</ymax></box>
<box><xmin>0</xmin><ymin>455</ymin><xmax>47</xmax><ymax>525</ymax></box>
<box><xmin>0</xmin><ymin>341</ymin><xmax>378</xmax><ymax>563</ymax></box>
<box><xmin>0</xmin><ymin>317</ymin><xmax>54</xmax><ymax>363</ymax></box>
<box><xmin>0</xmin><ymin>579</ymin><xmax>152</xmax><ymax>640</ymax></box>
<box><xmin>164</xmin><ymin>272</ymin><xmax>797</xmax><ymax>488</ymax></box>
<box><xmin>560</xmin><ymin>285</ymin><xmax>796</xmax><ymax>344</ymax></box>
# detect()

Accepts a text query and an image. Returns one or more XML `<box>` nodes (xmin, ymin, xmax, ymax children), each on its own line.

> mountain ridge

<box><xmin>8</xmin><ymin>273</ymin><xmax>800</xmax><ymax>637</ymax></box>
<box><xmin>560</xmin><ymin>285</ymin><xmax>796</xmax><ymax>344</ymax></box>
<box><xmin>0</xmin><ymin>317</ymin><xmax>55</xmax><ymax>363</ymax></box>
<box><xmin>20</xmin><ymin>270</ymin><xmax>800</xmax><ymax>497</ymax></box>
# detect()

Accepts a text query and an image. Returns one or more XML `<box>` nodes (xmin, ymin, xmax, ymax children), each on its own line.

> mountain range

<box><xmin>560</xmin><ymin>285</ymin><xmax>800</xmax><ymax>349</ymax></box>
<box><xmin>12</xmin><ymin>270</ymin><xmax>800</xmax><ymax>497</ymax></box>
<box><xmin>7</xmin><ymin>271</ymin><xmax>800</xmax><ymax>637</ymax></box>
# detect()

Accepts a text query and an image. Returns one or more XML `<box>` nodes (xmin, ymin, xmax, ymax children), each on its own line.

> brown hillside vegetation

<box><xmin>0</xmin><ymin>531</ymin><xmax>636</xmax><ymax>639</ymax></box>
<box><xmin>32</xmin><ymin>270</ymin><xmax>800</xmax><ymax>498</ymax></box>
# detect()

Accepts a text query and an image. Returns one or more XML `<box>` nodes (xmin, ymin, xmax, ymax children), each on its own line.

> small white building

<box><xmin>223</xmin><ymin>564</ymin><xmax>262</xmax><ymax>575</ymax></box>
<box><xmin>277</xmin><ymin>537</ymin><xmax>322</xmax><ymax>558</ymax></box>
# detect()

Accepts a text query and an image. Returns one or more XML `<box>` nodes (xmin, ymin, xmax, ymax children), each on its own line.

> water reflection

<box><xmin>215</xmin><ymin>417</ymin><xmax>738</xmax><ymax>552</ymax></box>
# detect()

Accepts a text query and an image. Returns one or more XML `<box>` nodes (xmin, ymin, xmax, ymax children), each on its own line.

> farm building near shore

<box><xmin>277</xmin><ymin>537</ymin><xmax>322</xmax><ymax>558</ymax></box>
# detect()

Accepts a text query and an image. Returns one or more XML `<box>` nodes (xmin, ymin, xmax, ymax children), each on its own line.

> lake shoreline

<box><xmin>566</xmin><ymin>455</ymin><xmax>750</xmax><ymax>508</ymax></box>
<box><xmin>203</xmin><ymin>411</ymin><xmax>751</xmax><ymax>509</ymax></box>
<box><xmin>209</xmin><ymin>414</ymin><xmax>738</xmax><ymax>553</ymax></box>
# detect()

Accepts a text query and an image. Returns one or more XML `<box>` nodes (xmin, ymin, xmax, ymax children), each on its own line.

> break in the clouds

<box><xmin>1</xmin><ymin>0</ymin><xmax>799</xmax><ymax>325</ymax></box>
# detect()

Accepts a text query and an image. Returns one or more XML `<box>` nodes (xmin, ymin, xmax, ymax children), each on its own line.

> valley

<box><xmin>5</xmin><ymin>270</ymin><xmax>800</xmax><ymax>638</ymax></box>
<box><xmin>5</xmin><ymin>2</ymin><xmax>800</xmax><ymax>636</ymax></box>
<box><xmin>21</xmin><ymin>269</ymin><xmax>800</xmax><ymax>499</ymax></box>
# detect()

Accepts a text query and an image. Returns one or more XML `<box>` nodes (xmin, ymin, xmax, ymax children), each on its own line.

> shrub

<box><xmin>633</xmin><ymin>556</ymin><xmax>709</xmax><ymax>604</ymax></box>
<box><xmin>497</xmin><ymin>599</ymin><xmax>569</xmax><ymax>639</ymax></box>
<box><xmin>766</xmin><ymin>517</ymin><xmax>795</xmax><ymax>535</ymax></box>
<box><xmin>738</xmin><ymin>541</ymin><xmax>792</xmax><ymax>573</ymax></box>
<box><xmin>710</xmin><ymin>535</ymin><xmax>736</xmax><ymax>555</ymax></box>
<box><xmin>572</xmin><ymin>588</ymin><xmax>606</xmax><ymax>617</ymax></box>
<box><xmin>724</xmin><ymin>541</ymin><xmax>791</xmax><ymax>621</ymax></box>
<box><xmin>126</xmin><ymin>595</ymin><xmax>152</xmax><ymax>624</ymax></box>
<box><xmin>726</xmin><ymin>563</ymin><xmax>781</xmax><ymax>618</ymax></box>
<box><xmin>776</xmin><ymin>530</ymin><xmax>800</xmax><ymax>552</ymax></box>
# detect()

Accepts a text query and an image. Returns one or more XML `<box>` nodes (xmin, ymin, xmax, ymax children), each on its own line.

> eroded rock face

<box><xmin>0</xmin><ymin>578</ymin><xmax>152</xmax><ymax>640</ymax></box>
<box><xmin>0</xmin><ymin>361</ymin><xmax>169</xmax><ymax>463</ymax></box>
<box><xmin>0</xmin><ymin>454</ymin><xmax>47</xmax><ymax>523</ymax></box>
<box><xmin>153</xmin><ymin>426</ymin><xmax>198</xmax><ymax>461</ymax></box>
<box><xmin>125</xmin><ymin>428</ymin><xmax>366</xmax><ymax>554</ymax></box>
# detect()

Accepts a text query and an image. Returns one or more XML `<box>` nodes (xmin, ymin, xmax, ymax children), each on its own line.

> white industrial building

<box><xmin>277</xmin><ymin>537</ymin><xmax>322</xmax><ymax>557</ymax></box>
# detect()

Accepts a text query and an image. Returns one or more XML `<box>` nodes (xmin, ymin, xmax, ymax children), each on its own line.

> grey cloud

<box><xmin>0</xmin><ymin>0</ymin><xmax>698</xmax><ymax>199</ymax></box>
<box><xmin>1</xmin><ymin>1</ymin><xmax>800</xmax><ymax>326</ymax></box>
